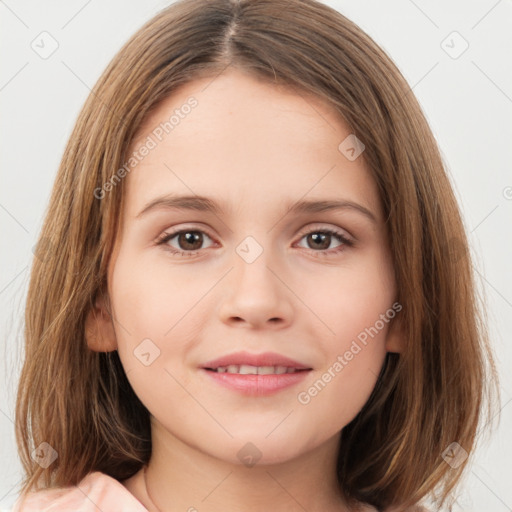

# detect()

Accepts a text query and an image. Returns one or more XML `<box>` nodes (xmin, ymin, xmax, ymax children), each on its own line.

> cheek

<box><xmin>108</xmin><ymin>254</ymin><xmax>197</xmax><ymax>417</ymax></box>
<box><xmin>291</xmin><ymin>254</ymin><xmax>394</xmax><ymax>423</ymax></box>
<box><xmin>302</xmin><ymin>250</ymin><xmax>395</xmax><ymax>345</ymax></box>
<box><xmin>110</xmin><ymin>249</ymin><xmax>206</xmax><ymax>339</ymax></box>
<box><xmin>296</xmin><ymin>355</ymin><xmax>385</xmax><ymax>438</ymax></box>
<box><xmin>108</xmin><ymin>251</ymin><xmax>184</xmax><ymax>372</ymax></box>
<box><xmin>108</xmin><ymin>248</ymin><xmax>216</xmax><ymax>396</ymax></box>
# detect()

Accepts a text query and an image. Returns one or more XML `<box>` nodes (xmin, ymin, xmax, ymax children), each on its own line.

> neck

<box><xmin>139</xmin><ymin>418</ymin><xmax>359</xmax><ymax>512</ymax></box>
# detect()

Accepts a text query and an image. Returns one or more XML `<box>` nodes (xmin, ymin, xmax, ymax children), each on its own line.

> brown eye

<box><xmin>157</xmin><ymin>229</ymin><xmax>215</xmax><ymax>255</ymax></box>
<box><xmin>306</xmin><ymin>232</ymin><xmax>332</xmax><ymax>250</ymax></box>
<box><xmin>176</xmin><ymin>231</ymin><xmax>204</xmax><ymax>251</ymax></box>
<box><xmin>296</xmin><ymin>229</ymin><xmax>351</xmax><ymax>253</ymax></box>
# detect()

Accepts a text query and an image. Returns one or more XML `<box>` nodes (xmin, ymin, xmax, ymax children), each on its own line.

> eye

<box><xmin>295</xmin><ymin>228</ymin><xmax>353</xmax><ymax>256</ymax></box>
<box><xmin>156</xmin><ymin>228</ymin><xmax>215</xmax><ymax>256</ymax></box>
<box><xmin>156</xmin><ymin>226</ymin><xmax>353</xmax><ymax>258</ymax></box>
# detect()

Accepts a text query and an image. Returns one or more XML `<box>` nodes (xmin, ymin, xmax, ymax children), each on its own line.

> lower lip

<box><xmin>201</xmin><ymin>369</ymin><xmax>311</xmax><ymax>396</ymax></box>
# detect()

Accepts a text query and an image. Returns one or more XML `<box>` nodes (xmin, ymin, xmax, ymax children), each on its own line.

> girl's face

<box><xmin>93</xmin><ymin>69</ymin><xmax>401</xmax><ymax>466</ymax></box>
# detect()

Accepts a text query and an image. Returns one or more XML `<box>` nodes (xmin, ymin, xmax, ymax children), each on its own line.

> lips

<box><xmin>201</xmin><ymin>351</ymin><xmax>312</xmax><ymax>372</ymax></box>
<box><xmin>200</xmin><ymin>351</ymin><xmax>313</xmax><ymax>396</ymax></box>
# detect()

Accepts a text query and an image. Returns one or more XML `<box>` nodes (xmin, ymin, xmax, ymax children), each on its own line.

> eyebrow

<box><xmin>135</xmin><ymin>194</ymin><xmax>377</xmax><ymax>224</ymax></box>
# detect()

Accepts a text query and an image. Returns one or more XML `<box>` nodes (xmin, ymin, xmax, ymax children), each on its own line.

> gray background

<box><xmin>1</xmin><ymin>1</ymin><xmax>511</xmax><ymax>510</ymax></box>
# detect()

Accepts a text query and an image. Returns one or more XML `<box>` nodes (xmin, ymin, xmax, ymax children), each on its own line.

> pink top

<box><xmin>10</xmin><ymin>471</ymin><xmax>431</xmax><ymax>512</ymax></box>
<box><xmin>11</xmin><ymin>471</ymin><xmax>148</xmax><ymax>512</ymax></box>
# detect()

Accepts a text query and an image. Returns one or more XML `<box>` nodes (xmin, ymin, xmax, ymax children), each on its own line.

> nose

<box><xmin>217</xmin><ymin>241</ymin><xmax>294</xmax><ymax>330</ymax></box>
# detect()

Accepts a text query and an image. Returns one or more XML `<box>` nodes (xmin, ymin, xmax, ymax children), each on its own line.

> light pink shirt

<box><xmin>10</xmin><ymin>471</ymin><xmax>431</xmax><ymax>511</ymax></box>
<box><xmin>11</xmin><ymin>471</ymin><xmax>148</xmax><ymax>512</ymax></box>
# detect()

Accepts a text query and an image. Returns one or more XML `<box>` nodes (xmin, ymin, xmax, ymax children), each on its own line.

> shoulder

<box><xmin>11</xmin><ymin>471</ymin><xmax>148</xmax><ymax>512</ymax></box>
<box><xmin>383</xmin><ymin>506</ymin><xmax>432</xmax><ymax>512</ymax></box>
<box><xmin>379</xmin><ymin>505</ymin><xmax>432</xmax><ymax>512</ymax></box>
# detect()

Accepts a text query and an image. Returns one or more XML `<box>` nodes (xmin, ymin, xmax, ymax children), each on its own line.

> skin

<box><xmin>86</xmin><ymin>68</ymin><xmax>403</xmax><ymax>512</ymax></box>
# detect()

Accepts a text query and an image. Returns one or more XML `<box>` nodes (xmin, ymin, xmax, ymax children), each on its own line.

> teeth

<box><xmin>257</xmin><ymin>366</ymin><xmax>275</xmax><ymax>375</ymax></box>
<box><xmin>212</xmin><ymin>365</ymin><xmax>300</xmax><ymax>374</ymax></box>
<box><xmin>239</xmin><ymin>365</ymin><xmax>258</xmax><ymax>375</ymax></box>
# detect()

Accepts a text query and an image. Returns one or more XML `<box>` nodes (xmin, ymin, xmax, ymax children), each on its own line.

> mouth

<box><xmin>204</xmin><ymin>365</ymin><xmax>310</xmax><ymax>375</ymax></box>
<box><xmin>201</xmin><ymin>350</ymin><xmax>312</xmax><ymax>371</ymax></box>
<box><xmin>200</xmin><ymin>351</ymin><xmax>313</xmax><ymax>396</ymax></box>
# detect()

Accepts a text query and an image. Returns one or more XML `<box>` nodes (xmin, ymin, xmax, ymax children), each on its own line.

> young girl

<box><xmin>12</xmin><ymin>0</ymin><xmax>500</xmax><ymax>511</ymax></box>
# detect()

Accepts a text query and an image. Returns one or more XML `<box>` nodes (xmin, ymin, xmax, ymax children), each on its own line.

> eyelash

<box><xmin>155</xmin><ymin>226</ymin><xmax>354</xmax><ymax>258</ymax></box>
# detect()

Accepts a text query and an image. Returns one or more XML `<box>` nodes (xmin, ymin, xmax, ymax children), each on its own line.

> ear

<box><xmin>384</xmin><ymin>312</ymin><xmax>405</xmax><ymax>354</ymax></box>
<box><xmin>84</xmin><ymin>290</ymin><xmax>118</xmax><ymax>352</ymax></box>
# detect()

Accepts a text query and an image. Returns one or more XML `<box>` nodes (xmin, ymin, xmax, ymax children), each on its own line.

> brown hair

<box><xmin>15</xmin><ymin>0</ymin><xmax>500</xmax><ymax>510</ymax></box>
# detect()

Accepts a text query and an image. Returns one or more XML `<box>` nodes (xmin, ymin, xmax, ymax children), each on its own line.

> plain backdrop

<box><xmin>1</xmin><ymin>1</ymin><xmax>511</xmax><ymax>510</ymax></box>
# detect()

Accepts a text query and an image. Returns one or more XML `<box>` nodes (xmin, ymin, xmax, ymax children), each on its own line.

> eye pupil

<box><xmin>308</xmin><ymin>232</ymin><xmax>330</xmax><ymax>250</ymax></box>
<box><xmin>179</xmin><ymin>231</ymin><xmax>203</xmax><ymax>250</ymax></box>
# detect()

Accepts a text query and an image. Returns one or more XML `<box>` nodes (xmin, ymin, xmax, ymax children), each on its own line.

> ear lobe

<box><xmin>384</xmin><ymin>315</ymin><xmax>404</xmax><ymax>354</ymax></box>
<box><xmin>85</xmin><ymin>291</ymin><xmax>118</xmax><ymax>352</ymax></box>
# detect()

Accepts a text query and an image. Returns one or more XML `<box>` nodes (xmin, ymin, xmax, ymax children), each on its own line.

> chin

<box><xmin>206</xmin><ymin>430</ymin><xmax>318</xmax><ymax>468</ymax></box>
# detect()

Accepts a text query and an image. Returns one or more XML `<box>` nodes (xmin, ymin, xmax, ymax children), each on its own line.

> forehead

<box><xmin>123</xmin><ymin>69</ymin><xmax>380</xmax><ymax>221</ymax></box>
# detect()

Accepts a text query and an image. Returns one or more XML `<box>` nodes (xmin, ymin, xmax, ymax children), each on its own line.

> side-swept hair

<box><xmin>15</xmin><ymin>0</ymin><xmax>500</xmax><ymax>510</ymax></box>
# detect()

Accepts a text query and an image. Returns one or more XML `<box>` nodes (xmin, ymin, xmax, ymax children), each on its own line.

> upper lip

<box><xmin>201</xmin><ymin>351</ymin><xmax>312</xmax><ymax>370</ymax></box>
